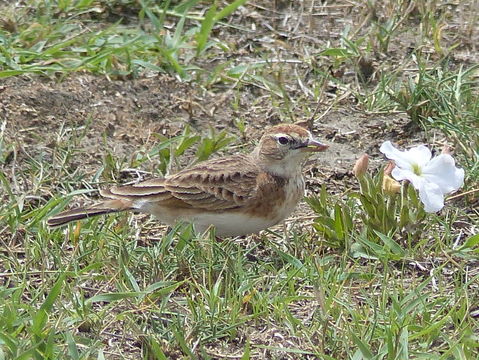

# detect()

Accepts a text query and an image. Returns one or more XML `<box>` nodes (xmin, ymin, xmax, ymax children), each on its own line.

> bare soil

<box><xmin>0</xmin><ymin>72</ymin><xmax>413</xmax><ymax>188</ymax></box>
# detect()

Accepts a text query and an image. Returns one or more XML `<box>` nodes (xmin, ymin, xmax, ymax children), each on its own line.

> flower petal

<box><xmin>379</xmin><ymin>141</ymin><xmax>414</xmax><ymax>170</ymax></box>
<box><xmin>391</xmin><ymin>167</ymin><xmax>424</xmax><ymax>190</ymax></box>
<box><xmin>418</xmin><ymin>180</ymin><xmax>445</xmax><ymax>212</ymax></box>
<box><xmin>404</xmin><ymin>145</ymin><xmax>431</xmax><ymax>167</ymax></box>
<box><xmin>422</xmin><ymin>154</ymin><xmax>465</xmax><ymax>194</ymax></box>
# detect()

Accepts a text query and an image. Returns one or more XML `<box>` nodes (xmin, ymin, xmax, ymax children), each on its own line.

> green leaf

<box><xmin>86</xmin><ymin>281</ymin><xmax>184</xmax><ymax>305</ymax></box>
<box><xmin>174</xmin><ymin>0</ymin><xmax>201</xmax><ymax>14</ymax></box>
<box><xmin>30</xmin><ymin>273</ymin><xmax>66</xmax><ymax>336</ymax></box>
<box><xmin>195</xmin><ymin>129</ymin><xmax>235</xmax><ymax>161</ymax></box>
<box><xmin>97</xmin><ymin>349</ymin><xmax>105</xmax><ymax>360</ymax></box>
<box><xmin>407</xmin><ymin>184</ymin><xmax>421</xmax><ymax>208</ymax></box>
<box><xmin>374</xmin><ymin>230</ymin><xmax>405</xmax><ymax>257</ymax></box>
<box><xmin>173</xmin><ymin>327</ymin><xmax>196</xmax><ymax>358</ymax></box>
<box><xmin>176</xmin><ymin>130</ymin><xmax>201</xmax><ymax>156</ymax></box>
<box><xmin>158</xmin><ymin>0</ymin><xmax>171</xmax><ymax>31</ymax></box>
<box><xmin>241</xmin><ymin>339</ymin><xmax>251</xmax><ymax>360</ymax></box>
<box><xmin>320</xmin><ymin>185</ymin><xmax>328</xmax><ymax>206</ymax></box>
<box><xmin>214</xmin><ymin>0</ymin><xmax>249</xmax><ymax>22</ymax></box>
<box><xmin>342</xmin><ymin>204</ymin><xmax>354</xmax><ymax>233</ymax></box>
<box><xmin>140</xmin><ymin>0</ymin><xmax>166</xmax><ymax>32</ymax></box>
<box><xmin>313</xmin><ymin>216</ymin><xmax>336</xmax><ymax>236</ymax></box>
<box><xmin>272</xmin><ymin>246</ymin><xmax>304</xmax><ymax>270</ymax></box>
<box><xmin>399</xmin><ymin>199</ymin><xmax>410</xmax><ymax>228</ymax></box>
<box><xmin>350</xmin><ymin>332</ymin><xmax>374</xmax><ymax>359</ymax></box>
<box><xmin>172</xmin><ymin>15</ymin><xmax>186</xmax><ymax>48</ymax></box>
<box><xmin>358</xmin><ymin>237</ymin><xmax>385</xmax><ymax>256</ymax></box>
<box><xmin>0</xmin><ymin>333</ymin><xmax>17</xmax><ymax>354</ymax></box>
<box><xmin>131</xmin><ymin>60</ymin><xmax>165</xmax><ymax>73</ymax></box>
<box><xmin>359</xmin><ymin>194</ymin><xmax>376</xmax><ymax>219</ymax></box>
<box><xmin>122</xmin><ymin>263</ymin><xmax>141</xmax><ymax>293</ymax></box>
<box><xmin>85</xmin><ymin>292</ymin><xmax>144</xmax><ymax>305</ymax></box>
<box><xmin>65</xmin><ymin>331</ymin><xmax>80</xmax><ymax>360</ymax></box>
<box><xmin>77</xmin><ymin>0</ymin><xmax>95</xmax><ymax>7</ymax></box>
<box><xmin>196</xmin><ymin>4</ymin><xmax>217</xmax><ymax>55</ymax></box>
<box><xmin>157</xmin><ymin>41</ymin><xmax>186</xmax><ymax>78</ymax></box>
<box><xmin>0</xmin><ymin>70</ymin><xmax>28</xmax><ymax>78</ymax></box>
<box><xmin>16</xmin><ymin>347</ymin><xmax>38</xmax><ymax>360</ymax></box>
<box><xmin>458</xmin><ymin>233</ymin><xmax>479</xmax><ymax>251</ymax></box>
<box><xmin>147</xmin><ymin>337</ymin><xmax>168</xmax><ymax>360</ymax></box>
<box><xmin>144</xmin><ymin>281</ymin><xmax>185</xmax><ymax>299</ymax></box>
<box><xmin>350</xmin><ymin>241</ymin><xmax>379</xmax><ymax>260</ymax></box>
<box><xmin>334</xmin><ymin>204</ymin><xmax>345</xmax><ymax>240</ymax></box>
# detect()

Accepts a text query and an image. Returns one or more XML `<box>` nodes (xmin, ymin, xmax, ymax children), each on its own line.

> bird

<box><xmin>47</xmin><ymin>123</ymin><xmax>328</xmax><ymax>236</ymax></box>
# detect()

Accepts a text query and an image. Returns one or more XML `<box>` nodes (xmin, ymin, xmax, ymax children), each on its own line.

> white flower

<box><xmin>379</xmin><ymin>141</ymin><xmax>464</xmax><ymax>212</ymax></box>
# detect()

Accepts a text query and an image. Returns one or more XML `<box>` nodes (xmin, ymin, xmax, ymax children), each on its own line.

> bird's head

<box><xmin>254</xmin><ymin>124</ymin><xmax>329</xmax><ymax>177</ymax></box>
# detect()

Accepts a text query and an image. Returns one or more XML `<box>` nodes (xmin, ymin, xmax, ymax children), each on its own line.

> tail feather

<box><xmin>47</xmin><ymin>199</ymin><xmax>133</xmax><ymax>227</ymax></box>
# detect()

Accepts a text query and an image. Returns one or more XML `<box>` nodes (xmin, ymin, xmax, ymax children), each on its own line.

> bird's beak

<box><xmin>300</xmin><ymin>138</ymin><xmax>329</xmax><ymax>152</ymax></box>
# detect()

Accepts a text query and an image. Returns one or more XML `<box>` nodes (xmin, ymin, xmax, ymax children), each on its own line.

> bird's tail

<box><xmin>47</xmin><ymin>199</ymin><xmax>133</xmax><ymax>227</ymax></box>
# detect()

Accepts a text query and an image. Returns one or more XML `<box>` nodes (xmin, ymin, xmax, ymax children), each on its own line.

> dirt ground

<box><xmin>2</xmin><ymin>1</ymin><xmax>475</xmax><ymax>188</ymax></box>
<box><xmin>4</xmin><ymin>0</ymin><xmax>475</xmax><ymax>189</ymax></box>
<box><xmin>0</xmin><ymin>71</ymin><xmax>413</xmax><ymax>188</ymax></box>
<box><xmin>1</xmin><ymin>0</ymin><xmax>477</xmax><ymax>358</ymax></box>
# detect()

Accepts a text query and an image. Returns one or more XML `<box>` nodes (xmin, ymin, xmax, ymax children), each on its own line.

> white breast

<box><xmin>189</xmin><ymin>212</ymin><xmax>281</xmax><ymax>237</ymax></box>
<box><xmin>189</xmin><ymin>175</ymin><xmax>304</xmax><ymax>237</ymax></box>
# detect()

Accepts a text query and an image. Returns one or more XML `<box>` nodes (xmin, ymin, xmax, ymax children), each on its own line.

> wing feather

<box><xmin>100</xmin><ymin>154</ymin><xmax>260</xmax><ymax>210</ymax></box>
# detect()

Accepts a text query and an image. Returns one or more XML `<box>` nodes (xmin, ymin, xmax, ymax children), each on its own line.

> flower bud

<box><xmin>383</xmin><ymin>160</ymin><xmax>395</xmax><ymax>176</ymax></box>
<box><xmin>353</xmin><ymin>154</ymin><xmax>369</xmax><ymax>178</ymax></box>
<box><xmin>382</xmin><ymin>174</ymin><xmax>401</xmax><ymax>194</ymax></box>
<box><xmin>382</xmin><ymin>161</ymin><xmax>401</xmax><ymax>194</ymax></box>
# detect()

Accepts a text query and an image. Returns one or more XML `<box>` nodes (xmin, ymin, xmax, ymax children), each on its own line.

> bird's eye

<box><xmin>277</xmin><ymin>136</ymin><xmax>289</xmax><ymax>145</ymax></box>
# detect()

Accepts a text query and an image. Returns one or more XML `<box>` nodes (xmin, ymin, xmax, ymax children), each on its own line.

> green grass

<box><xmin>1</xmin><ymin>0</ymin><xmax>478</xmax><ymax>359</ymax></box>
<box><xmin>0</xmin><ymin>0</ymin><xmax>248</xmax><ymax>79</ymax></box>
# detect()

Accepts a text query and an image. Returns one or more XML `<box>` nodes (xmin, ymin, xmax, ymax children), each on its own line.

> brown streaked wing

<box><xmin>133</xmin><ymin>178</ymin><xmax>166</xmax><ymax>186</ymax></box>
<box><xmin>100</xmin><ymin>183</ymin><xmax>173</xmax><ymax>202</ymax></box>
<box><xmin>99</xmin><ymin>154</ymin><xmax>260</xmax><ymax>211</ymax></box>
<box><xmin>164</xmin><ymin>154</ymin><xmax>260</xmax><ymax>209</ymax></box>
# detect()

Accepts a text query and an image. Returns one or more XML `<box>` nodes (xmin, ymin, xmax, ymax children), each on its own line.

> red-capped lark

<box><xmin>48</xmin><ymin>124</ymin><xmax>329</xmax><ymax>236</ymax></box>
